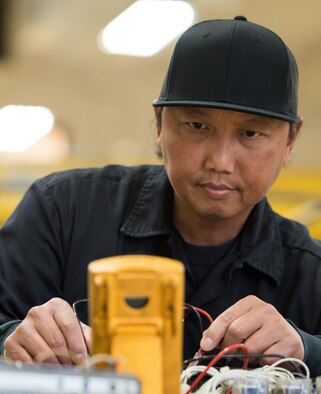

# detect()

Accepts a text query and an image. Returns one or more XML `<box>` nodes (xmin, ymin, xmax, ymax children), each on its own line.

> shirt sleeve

<box><xmin>0</xmin><ymin>320</ymin><xmax>21</xmax><ymax>355</ymax></box>
<box><xmin>0</xmin><ymin>178</ymin><xmax>65</xmax><ymax>325</ymax></box>
<box><xmin>288</xmin><ymin>320</ymin><xmax>321</xmax><ymax>377</ymax></box>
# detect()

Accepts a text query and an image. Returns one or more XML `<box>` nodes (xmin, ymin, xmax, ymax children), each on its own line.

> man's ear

<box><xmin>154</xmin><ymin>107</ymin><xmax>163</xmax><ymax>137</ymax></box>
<box><xmin>284</xmin><ymin>116</ymin><xmax>303</xmax><ymax>166</ymax></box>
<box><xmin>153</xmin><ymin>106</ymin><xmax>163</xmax><ymax>158</ymax></box>
<box><xmin>293</xmin><ymin>116</ymin><xmax>303</xmax><ymax>139</ymax></box>
<box><xmin>288</xmin><ymin>116</ymin><xmax>303</xmax><ymax>145</ymax></box>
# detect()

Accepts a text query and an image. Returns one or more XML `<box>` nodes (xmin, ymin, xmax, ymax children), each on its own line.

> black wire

<box><xmin>183</xmin><ymin>352</ymin><xmax>286</xmax><ymax>366</ymax></box>
<box><xmin>183</xmin><ymin>303</ymin><xmax>204</xmax><ymax>339</ymax></box>
<box><xmin>72</xmin><ymin>298</ymin><xmax>89</xmax><ymax>314</ymax></box>
<box><xmin>72</xmin><ymin>298</ymin><xmax>91</xmax><ymax>356</ymax></box>
<box><xmin>183</xmin><ymin>352</ymin><xmax>305</xmax><ymax>376</ymax></box>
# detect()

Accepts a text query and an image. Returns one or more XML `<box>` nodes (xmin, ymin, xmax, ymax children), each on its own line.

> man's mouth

<box><xmin>200</xmin><ymin>182</ymin><xmax>236</xmax><ymax>198</ymax></box>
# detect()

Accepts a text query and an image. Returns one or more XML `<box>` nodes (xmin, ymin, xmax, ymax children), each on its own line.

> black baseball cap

<box><xmin>153</xmin><ymin>16</ymin><xmax>298</xmax><ymax>123</ymax></box>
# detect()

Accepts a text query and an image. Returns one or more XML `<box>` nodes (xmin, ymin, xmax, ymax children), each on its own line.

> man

<box><xmin>1</xmin><ymin>16</ymin><xmax>321</xmax><ymax>375</ymax></box>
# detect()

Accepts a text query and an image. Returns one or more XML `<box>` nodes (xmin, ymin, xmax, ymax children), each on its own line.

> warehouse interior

<box><xmin>0</xmin><ymin>0</ymin><xmax>321</xmax><ymax>235</ymax></box>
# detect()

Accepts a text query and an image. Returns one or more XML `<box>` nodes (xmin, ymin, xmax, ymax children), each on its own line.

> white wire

<box><xmin>260</xmin><ymin>357</ymin><xmax>310</xmax><ymax>379</ymax></box>
<box><xmin>182</xmin><ymin>356</ymin><xmax>310</xmax><ymax>394</ymax></box>
<box><xmin>196</xmin><ymin>368</ymin><xmax>248</xmax><ymax>393</ymax></box>
<box><xmin>180</xmin><ymin>364</ymin><xmax>220</xmax><ymax>385</ymax></box>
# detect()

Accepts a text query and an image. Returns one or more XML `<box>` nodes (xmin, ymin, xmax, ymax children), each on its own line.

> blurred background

<box><xmin>0</xmin><ymin>0</ymin><xmax>321</xmax><ymax>235</ymax></box>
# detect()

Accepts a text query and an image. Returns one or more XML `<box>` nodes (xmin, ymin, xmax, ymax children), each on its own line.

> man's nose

<box><xmin>204</xmin><ymin>137</ymin><xmax>235</xmax><ymax>173</ymax></box>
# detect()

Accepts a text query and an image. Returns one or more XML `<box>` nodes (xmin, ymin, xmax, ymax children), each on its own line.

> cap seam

<box><xmin>241</xmin><ymin>21</ymin><xmax>293</xmax><ymax>114</ymax></box>
<box><xmin>272</xmin><ymin>33</ymin><xmax>291</xmax><ymax>114</ymax></box>
<box><xmin>284</xmin><ymin>47</ymin><xmax>295</xmax><ymax>115</ymax></box>
<box><xmin>223</xmin><ymin>21</ymin><xmax>238</xmax><ymax>100</ymax></box>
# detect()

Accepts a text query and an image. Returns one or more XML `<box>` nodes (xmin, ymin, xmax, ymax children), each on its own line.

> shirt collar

<box><xmin>239</xmin><ymin>198</ymin><xmax>284</xmax><ymax>285</ymax></box>
<box><xmin>121</xmin><ymin>166</ymin><xmax>284</xmax><ymax>285</ymax></box>
<box><xmin>120</xmin><ymin>166</ymin><xmax>174</xmax><ymax>236</ymax></box>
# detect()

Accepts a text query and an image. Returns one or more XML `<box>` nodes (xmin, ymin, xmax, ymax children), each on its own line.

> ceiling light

<box><xmin>98</xmin><ymin>0</ymin><xmax>195</xmax><ymax>57</ymax></box>
<box><xmin>0</xmin><ymin>105</ymin><xmax>55</xmax><ymax>153</ymax></box>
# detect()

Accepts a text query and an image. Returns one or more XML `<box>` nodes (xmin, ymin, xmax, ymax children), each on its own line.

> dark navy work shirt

<box><xmin>1</xmin><ymin>165</ymin><xmax>321</xmax><ymax>375</ymax></box>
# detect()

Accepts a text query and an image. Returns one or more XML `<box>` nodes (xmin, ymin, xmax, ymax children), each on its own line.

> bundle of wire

<box><xmin>181</xmin><ymin>304</ymin><xmax>311</xmax><ymax>394</ymax></box>
<box><xmin>181</xmin><ymin>351</ymin><xmax>310</xmax><ymax>394</ymax></box>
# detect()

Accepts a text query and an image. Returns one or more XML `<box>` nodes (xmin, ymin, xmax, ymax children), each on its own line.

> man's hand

<box><xmin>4</xmin><ymin>298</ymin><xmax>92</xmax><ymax>365</ymax></box>
<box><xmin>200</xmin><ymin>295</ymin><xmax>304</xmax><ymax>365</ymax></box>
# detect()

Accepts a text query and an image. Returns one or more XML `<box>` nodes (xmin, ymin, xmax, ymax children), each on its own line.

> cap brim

<box><xmin>152</xmin><ymin>99</ymin><xmax>298</xmax><ymax>123</ymax></box>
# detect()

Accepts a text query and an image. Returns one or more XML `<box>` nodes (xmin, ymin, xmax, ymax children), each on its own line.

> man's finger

<box><xmin>53</xmin><ymin>305</ymin><xmax>88</xmax><ymax>364</ymax></box>
<box><xmin>4</xmin><ymin>339</ymin><xmax>34</xmax><ymax>364</ymax></box>
<box><xmin>4</xmin><ymin>329</ymin><xmax>61</xmax><ymax>364</ymax></box>
<box><xmin>200</xmin><ymin>296</ymin><xmax>256</xmax><ymax>350</ymax></box>
<box><xmin>81</xmin><ymin>322</ymin><xmax>92</xmax><ymax>355</ymax></box>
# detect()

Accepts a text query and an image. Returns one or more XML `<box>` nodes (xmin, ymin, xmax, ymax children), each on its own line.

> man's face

<box><xmin>156</xmin><ymin>106</ymin><xmax>299</xmax><ymax>227</ymax></box>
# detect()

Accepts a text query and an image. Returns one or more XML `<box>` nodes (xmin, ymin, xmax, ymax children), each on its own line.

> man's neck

<box><xmin>173</xmin><ymin>205</ymin><xmax>252</xmax><ymax>246</ymax></box>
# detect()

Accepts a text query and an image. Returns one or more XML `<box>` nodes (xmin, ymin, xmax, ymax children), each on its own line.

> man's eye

<box><xmin>243</xmin><ymin>130</ymin><xmax>259</xmax><ymax>137</ymax></box>
<box><xmin>188</xmin><ymin>122</ymin><xmax>206</xmax><ymax>130</ymax></box>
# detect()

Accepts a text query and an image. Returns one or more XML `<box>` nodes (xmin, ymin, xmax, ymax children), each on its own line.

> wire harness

<box><xmin>181</xmin><ymin>354</ymin><xmax>311</xmax><ymax>394</ymax></box>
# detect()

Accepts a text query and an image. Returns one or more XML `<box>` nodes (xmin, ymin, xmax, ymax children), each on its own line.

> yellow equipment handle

<box><xmin>88</xmin><ymin>255</ymin><xmax>184</xmax><ymax>394</ymax></box>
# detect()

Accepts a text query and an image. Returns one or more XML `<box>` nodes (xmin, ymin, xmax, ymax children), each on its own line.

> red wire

<box><xmin>193</xmin><ymin>306</ymin><xmax>214</xmax><ymax>324</ymax></box>
<box><xmin>183</xmin><ymin>305</ymin><xmax>214</xmax><ymax>367</ymax></box>
<box><xmin>184</xmin><ymin>343</ymin><xmax>249</xmax><ymax>394</ymax></box>
<box><xmin>187</xmin><ymin>348</ymin><xmax>205</xmax><ymax>367</ymax></box>
<box><xmin>183</xmin><ymin>305</ymin><xmax>214</xmax><ymax>324</ymax></box>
